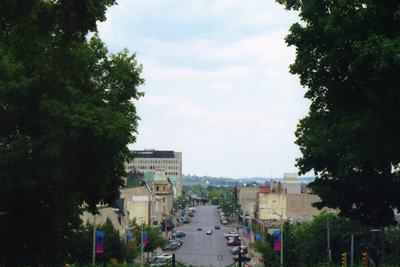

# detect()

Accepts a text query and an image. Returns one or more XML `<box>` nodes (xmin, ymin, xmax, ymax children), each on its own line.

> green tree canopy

<box><xmin>278</xmin><ymin>0</ymin><xmax>400</xmax><ymax>226</ymax></box>
<box><xmin>0</xmin><ymin>1</ymin><xmax>144</xmax><ymax>265</ymax></box>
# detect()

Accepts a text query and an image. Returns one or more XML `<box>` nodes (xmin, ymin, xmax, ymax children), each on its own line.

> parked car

<box><xmin>230</xmin><ymin>246</ymin><xmax>248</xmax><ymax>255</ymax></box>
<box><xmin>163</xmin><ymin>243</ymin><xmax>179</xmax><ymax>251</ymax></box>
<box><xmin>170</xmin><ymin>241</ymin><xmax>182</xmax><ymax>247</ymax></box>
<box><xmin>155</xmin><ymin>253</ymin><xmax>173</xmax><ymax>260</ymax></box>
<box><xmin>215</xmin><ymin>225</ymin><xmax>220</xmax><ymax>229</ymax></box>
<box><xmin>197</xmin><ymin>225</ymin><xmax>202</xmax><ymax>231</ymax></box>
<box><xmin>206</xmin><ymin>230</ymin><xmax>213</xmax><ymax>235</ymax></box>
<box><xmin>172</xmin><ymin>238</ymin><xmax>185</xmax><ymax>244</ymax></box>
<box><xmin>233</xmin><ymin>255</ymin><xmax>251</xmax><ymax>262</ymax></box>
<box><xmin>227</xmin><ymin>240</ymin><xmax>241</xmax><ymax>246</ymax></box>
<box><xmin>224</xmin><ymin>232</ymin><xmax>239</xmax><ymax>238</ymax></box>
<box><xmin>173</xmin><ymin>231</ymin><xmax>186</xmax><ymax>238</ymax></box>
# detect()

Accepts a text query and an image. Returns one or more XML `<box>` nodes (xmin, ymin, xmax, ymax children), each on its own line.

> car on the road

<box><xmin>227</xmin><ymin>239</ymin><xmax>241</xmax><ymax>246</ymax></box>
<box><xmin>206</xmin><ymin>230</ymin><xmax>213</xmax><ymax>235</ymax></box>
<box><xmin>172</xmin><ymin>231</ymin><xmax>186</xmax><ymax>238</ymax></box>
<box><xmin>214</xmin><ymin>225</ymin><xmax>220</xmax><ymax>229</ymax></box>
<box><xmin>233</xmin><ymin>255</ymin><xmax>251</xmax><ymax>262</ymax></box>
<box><xmin>163</xmin><ymin>243</ymin><xmax>179</xmax><ymax>251</ymax></box>
<box><xmin>222</xmin><ymin>220</ymin><xmax>228</xmax><ymax>225</ymax></box>
<box><xmin>197</xmin><ymin>225</ymin><xmax>202</xmax><ymax>230</ymax></box>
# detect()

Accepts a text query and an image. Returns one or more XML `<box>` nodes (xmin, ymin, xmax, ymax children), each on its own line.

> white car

<box><xmin>156</xmin><ymin>253</ymin><xmax>173</xmax><ymax>260</ymax></box>
<box><xmin>206</xmin><ymin>230</ymin><xmax>213</xmax><ymax>235</ymax></box>
<box><xmin>224</xmin><ymin>231</ymin><xmax>237</xmax><ymax>237</ymax></box>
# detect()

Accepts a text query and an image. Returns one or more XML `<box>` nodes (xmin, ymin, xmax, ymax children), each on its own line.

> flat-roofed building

<box><xmin>125</xmin><ymin>150</ymin><xmax>182</xmax><ymax>197</ymax></box>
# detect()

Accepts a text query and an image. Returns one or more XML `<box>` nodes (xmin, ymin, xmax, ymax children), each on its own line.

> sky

<box><xmin>97</xmin><ymin>0</ymin><xmax>312</xmax><ymax>179</ymax></box>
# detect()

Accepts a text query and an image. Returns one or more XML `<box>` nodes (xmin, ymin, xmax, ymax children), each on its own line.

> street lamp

<box><xmin>370</xmin><ymin>228</ymin><xmax>384</xmax><ymax>264</ymax></box>
<box><xmin>165</xmin><ymin>213</ymin><xmax>169</xmax><ymax>239</ymax></box>
<box><xmin>262</xmin><ymin>206</ymin><xmax>283</xmax><ymax>267</ymax></box>
<box><xmin>138</xmin><ymin>216</ymin><xmax>144</xmax><ymax>267</ymax></box>
<box><xmin>92</xmin><ymin>208</ymin><xmax>105</xmax><ymax>266</ymax></box>
<box><xmin>245</xmin><ymin>215</ymin><xmax>269</xmax><ymax>243</ymax></box>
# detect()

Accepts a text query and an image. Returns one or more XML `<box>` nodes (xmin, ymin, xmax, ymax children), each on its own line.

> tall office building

<box><xmin>125</xmin><ymin>150</ymin><xmax>182</xmax><ymax>197</ymax></box>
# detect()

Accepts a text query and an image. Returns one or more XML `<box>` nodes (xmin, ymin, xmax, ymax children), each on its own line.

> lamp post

<box><xmin>165</xmin><ymin>213</ymin><xmax>169</xmax><ymax>239</ymax></box>
<box><xmin>92</xmin><ymin>208</ymin><xmax>105</xmax><ymax>266</ymax></box>
<box><xmin>245</xmin><ymin>215</ymin><xmax>269</xmax><ymax>242</ymax></box>
<box><xmin>262</xmin><ymin>206</ymin><xmax>283</xmax><ymax>267</ymax></box>
<box><xmin>327</xmin><ymin>213</ymin><xmax>331</xmax><ymax>264</ymax></box>
<box><xmin>138</xmin><ymin>216</ymin><xmax>144</xmax><ymax>267</ymax></box>
<box><xmin>371</xmin><ymin>228</ymin><xmax>384</xmax><ymax>265</ymax></box>
<box><xmin>92</xmin><ymin>214</ymin><xmax>96</xmax><ymax>265</ymax></box>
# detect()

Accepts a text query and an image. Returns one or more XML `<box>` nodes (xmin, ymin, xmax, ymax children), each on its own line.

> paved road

<box><xmin>173</xmin><ymin>205</ymin><xmax>237</xmax><ymax>267</ymax></box>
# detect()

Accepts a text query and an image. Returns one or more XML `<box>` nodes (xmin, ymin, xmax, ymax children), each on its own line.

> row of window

<box><xmin>134</xmin><ymin>159</ymin><xmax>179</xmax><ymax>164</ymax></box>
<box><xmin>133</xmin><ymin>165</ymin><xmax>179</xmax><ymax>170</ymax></box>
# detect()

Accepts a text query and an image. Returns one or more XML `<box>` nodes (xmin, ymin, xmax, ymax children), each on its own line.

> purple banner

<box><xmin>273</xmin><ymin>230</ymin><xmax>281</xmax><ymax>250</ymax></box>
<box><xmin>96</xmin><ymin>231</ymin><xmax>104</xmax><ymax>253</ymax></box>
<box><xmin>246</xmin><ymin>226</ymin><xmax>251</xmax><ymax>237</ymax></box>
<box><xmin>143</xmin><ymin>231</ymin><xmax>147</xmax><ymax>244</ymax></box>
<box><xmin>166</xmin><ymin>218</ymin><xmax>170</xmax><ymax>228</ymax></box>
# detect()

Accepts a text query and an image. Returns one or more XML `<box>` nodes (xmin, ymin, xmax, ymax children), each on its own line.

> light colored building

<box><xmin>237</xmin><ymin>187</ymin><xmax>260</xmax><ymax>218</ymax></box>
<box><xmin>81</xmin><ymin>205</ymin><xmax>130</xmax><ymax>235</ymax></box>
<box><xmin>283</xmin><ymin>173</ymin><xmax>301</xmax><ymax>194</ymax></box>
<box><xmin>152</xmin><ymin>169</ymin><xmax>174</xmax><ymax>219</ymax></box>
<box><xmin>257</xmin><ymin>192</ymin><xmax>329</xmax><ymax>222</ymax></box>
<box><xmin>120</xmin><ymin>183</ymin><xmax>163</xmax><ymax>226</ymax></box>
<box><xmin>125</xmin><ymin>150</ymin><xmax>183</xmax><ymax>197</ymax></box>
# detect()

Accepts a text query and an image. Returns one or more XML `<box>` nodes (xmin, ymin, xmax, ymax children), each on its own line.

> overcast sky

<box><xmin>97</xmin><ymin>0</ymin><xmax>312</xmax><ymax>179</ymax></box>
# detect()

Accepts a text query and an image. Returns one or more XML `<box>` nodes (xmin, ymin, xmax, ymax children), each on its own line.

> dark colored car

<box><xmin>215</xmin><ymin>225</ymin><xmax>220</xmax><ymax>229</ymax></box>
<box><xmin>173</xmin><ymin>231</ymin><xmax>186</xmax><ymax>238</ymax></box>
<box><xmin>233</xmin><ymin>255</ymin><xmax>251</xmax><ymax>262</ymax></box>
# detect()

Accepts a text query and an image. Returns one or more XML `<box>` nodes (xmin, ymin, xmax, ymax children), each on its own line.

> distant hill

<box><xmin>182</xmin><ymin>174</ymin><xmax>315</xmax><ymax>186</ymax></box>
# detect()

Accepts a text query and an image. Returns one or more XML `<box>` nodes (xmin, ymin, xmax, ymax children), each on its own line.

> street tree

<box><xmin>0</xmin><ymin>1</ymin><xmax>144</xmax><ymax>265</ymax></box>
<box><xmin>277</xmin><ymin>0</ymin><xmax>400</xmax><ymax>226</ymax></box>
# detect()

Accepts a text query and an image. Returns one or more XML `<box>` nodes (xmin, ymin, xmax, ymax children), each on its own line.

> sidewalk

<box><xmin>240</xmin><ymin>228</ymin><xmax>263</xmax><ymax>267</ymax></box>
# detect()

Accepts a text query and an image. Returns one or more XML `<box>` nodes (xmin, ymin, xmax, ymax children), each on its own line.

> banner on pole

<box><xmin>126</xmin><ymin>232</ymin><xmax>132</xmax><ymax>245</ymax></box>
<box><xmin>166</xmin><ymin>218</ymin><xmax>170</xmax><ymax>228</ymax></box>
<box><xmin>274</xmin><ymin>230</ymin><xmax>281</xmax><ymax>250</ymax></box>
<box><xmin>96</xmin><ymin>231</ymin><xmax>104</xmax><ymax>253</ymax></box>
<box><xmin>143</xmin><ymin>231</ymin><xmax>147</xmax><ymax>244</ymax></box>
<box><xmin>256</xmin><ymin>233</ymin><xmax>263</xmax><ymax>242</ymax></box>
<box><xmin>246</xmin><ymin>226</ymin><xmax>251</xmax><ymax>237</ymax></box>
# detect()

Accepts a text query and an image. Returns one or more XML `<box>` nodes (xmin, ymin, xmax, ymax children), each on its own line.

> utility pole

<box><xmin>92</xmin><ymin>215</ymin><xmax>96</xmax><ymax>265</ymax></box>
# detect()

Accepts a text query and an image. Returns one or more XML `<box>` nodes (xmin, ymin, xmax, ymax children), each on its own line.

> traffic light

<box><xmin>362</xmin><ymin>252</ymin><xmax>368</xmax><ymax>267</ymax></box>
<box><xmin>341</xmin><ymin>252</ymin><xmax>347</xmax><ymax>267</ymax></box>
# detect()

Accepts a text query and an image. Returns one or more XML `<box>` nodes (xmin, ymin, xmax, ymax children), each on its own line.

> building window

<box><xmin>163</xmin><ymin>197</ymin><xmax>165</xmax><ymax>203</ymax></box>
<box><xmin>156</xmin><ymin>186</ymin><xmax>159</xmax><ymax>191</ymax></box>
<box><xmin>163</xmin><ymin>186</ymin><xmax>165</xmax><ymax>191</ymax></box>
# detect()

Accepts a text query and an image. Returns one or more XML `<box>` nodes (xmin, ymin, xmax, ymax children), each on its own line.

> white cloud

<box><xmin>103</xmin><ymin>0</ymin><xmax>309</xmax><ymax>178</ymax></box>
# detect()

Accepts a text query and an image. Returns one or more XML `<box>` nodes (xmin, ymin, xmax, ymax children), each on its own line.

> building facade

<box><xmin>125</xmin><ymin>150</ymin><xmax>182</xmax><ymax>197</ymax></box>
